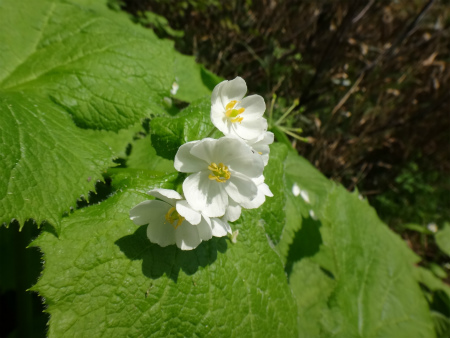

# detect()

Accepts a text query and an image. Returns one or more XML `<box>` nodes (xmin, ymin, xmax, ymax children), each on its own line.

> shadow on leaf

<box><xmin>115</xmin><ymin>225</ymin><xmax>227</xmax><ymax>282</ymax></box>
<box><xmin>285</xmin><ymin>215</ymin><xmax>322</xmax><ymax>277</ymax></box>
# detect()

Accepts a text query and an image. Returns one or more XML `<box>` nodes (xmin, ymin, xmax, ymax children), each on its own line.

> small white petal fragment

<box><xmin>300</xmin><ymin>190</ymin><xmax>310</xmax><ymax>204</ymax></box>
<box><xmin>292</xmin><ymin>183</ymin><xmax>301</xmax><ymax>197</ymax></box>
<box><xmin>230</xmin><ymin>230</ymin><xmax>239</xmax><ymax>244</ymax></box>
<box><xmin>427</xmin><ymin>223</ymin><xmax>438</xmax><ymax>233</ymax></box>
<box><xmin>170</xmin><ymin>82</ymin><xmax>179</xmax><ymax>95</ymax></box>
<box><xmin>309</xmin><ymin>209</ymin><xmax>317</xmax><ymax>220</ymax></box>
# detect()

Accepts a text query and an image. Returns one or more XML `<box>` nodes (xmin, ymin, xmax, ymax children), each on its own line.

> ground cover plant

<box><xmin>1</xmin><ymin>0</ymin><xmax>450</xmax><ymax>337</ymax></box>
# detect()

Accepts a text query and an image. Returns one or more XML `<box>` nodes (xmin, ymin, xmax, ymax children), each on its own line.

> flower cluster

<box><xmin>130</xmin><ymin>77</ymin><xmax>274</xmax><ymax>250</ymax></box>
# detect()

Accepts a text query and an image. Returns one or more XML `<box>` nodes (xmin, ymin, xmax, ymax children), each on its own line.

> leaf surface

<box><xmin>33</xmin><ymin>171</ymin><xmax>298</xmax><ymax>337</ymax></box>
<box><xmin>150</xmin><ymin>97</ymin><xmax>221</xmax><ymax>160</ymax></box>
<box><xmin>0</xmin><ymin>0</ymin><xmax>177</xmax><ymax>229</ymax></box>
<box><xmin>0</xmin><ymin>92</ymin><xmax>112</xmax><ymax>230</ymax></box>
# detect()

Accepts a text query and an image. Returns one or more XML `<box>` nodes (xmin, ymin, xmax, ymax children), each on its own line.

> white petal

<box><xmin>130</xmin><ymin>200</ymin><xmax>169</xmax><ymax>226</ymax></box>
<box><xmin>210</xmin><ymin>217</ymin><xmax>232</xmax><ymax>236</ymax></box>
<box><xmin>224</xmin><ymin>172</ymin><xmax>258</xmax><ymax>204</ymax></box>
<box><xmin>148</xmin><ymin>188</ymin><xmax>182</xmax><ymax>205</ymax></box>
<box><xmin>240</xmin><ymin>190</ymin><xmax>265</xmax><ymax>209</ymax></box>
<box><xmin>175</xmin><ymin>222</ymin><xmax>202</xmax><ymax>250</ymax></box>
<box><xmin>262</xmin><ymin>131</ymin><xmax>275</xmax><ymax>145</ymax></box>
<box><xmin>252</xmin><ymin>175</ymin><xmax>265</xmax><ymax>186</ymax></box>
<box><xmin>174</xmin><ymin>141</ymin><xmax>206</xmax><ymax>173</ymax></box>
<box><xmin>146</xmin><ymin>217</ymin><xmax>176</xmax><ymax>247</ymax></box>
<box><xmin>196</xmin><ymin>217</ymin><xmax>213</xmax><ymax>241</ymax></box>
<box><xmin>224</xmin><ymin>199</ymin><xmax>242</xmax><ymax>222</ymax></box>
<box><xmin>228</xmin><ymin>152</ymin><xmax>264</xmax><ymax>179</ymax></box>
<box><xmin>241</xmin><ymin>183</ymin><xmax>273</xmax><ymax>209</ymax></box>
<box><xmin>219</xmin><ymin>77</ymin><xmax>247</xmax><ymax>107</ymax></box>
<box><xmin>211</xmin><ymin>80</ymin><xmax>226</xmax><ymax>107</ymax></box>
<box><xmin>176</xmin><ymin>200</ymin><xmax>202</xmax><ymax>225</ymax></box>
<box><xmin>233</xmin><ymin>117</ymin><xmax>268</xmax><ymax>141</ymax></box>
<box><xmin>189</xmin><ymin>138</ymin><xmax>219</xmax><ymax>164</ymax></box>
<box><xmin>237</xmin><ymin>95</ymin><xmax>266</xmax><ymax>119</ymax></box>
<box><xmin>210</xmin><ymin>109</ymin><xmax>229</xmax><ymax>135</ymax></box>
<box><xmin>260</xmin><ymin>183</ymin><xmax>273</xmax><ymax>197</ymax></box>
<box><xmin>183</xmin><ymin>171</ymin><xmax>228</xmax><ymax>217</ymax></box>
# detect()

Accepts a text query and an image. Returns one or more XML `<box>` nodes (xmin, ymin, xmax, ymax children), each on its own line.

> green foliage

<box><xmin>1</xmin><ymin>1</ymin><xmax>445</xmax><ymax>337</ymax></box>
<box><xmin>150</xmin><ymin>97</ymin><xmax>221</xmax><ymax>159</ymax></box>
<box><xmin>0</xmin><ymin>92</ymin><xmax>112</xmax><ymax>231</ymax></box>
<box><xmin>172</xmin><ymin>53</ymin><xmax>223</xmax><ymax>103</ymax></box>
<box><xmin>32</xmin><ymin>171</ymin><xmax>298</xmax><ymax>337</ymax></box>
<box><xmin>374</xmin><ymin>162</ymin><xmax>450</xmax><ymax>230</ymax></box>
<box><xmin>0</xmin><ymin>0</ymin><xmax>174</xmax><ymax>230</ymax></box>
<box><xmin>280</xmin><ymin>153</ymin><xmax>435</xmax><ymax>337</ymax></box>
<box><xmin>0</xmin><ymin>0</ymin><xmax>217</xmax><ymax>231</ymax></box>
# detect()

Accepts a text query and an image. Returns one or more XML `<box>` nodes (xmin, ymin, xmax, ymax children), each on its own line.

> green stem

<box><xmin>275</xmin><ymin>98</ymin><xmax>299</xmax><ymax>126</ymax></box>
<box><xmin>270</xmin><ymin>126</ymin><xmax>294</xmax><ymax>149</ymax></box>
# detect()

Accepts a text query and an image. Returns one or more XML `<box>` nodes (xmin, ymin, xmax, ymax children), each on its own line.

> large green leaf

<box><xmin>172</xmin><ymin>53</ymin><xmax>222</xmax><ymax>103</ymax></box>
<box><xmin>0</xmin><ymin>0</ymin><xmax>177</xmax><ymax>229</ymax></box>
<box><xmin>277</xmin><ymin>152</ymin><xmax>435</xmax><ymax>337</ymax></box>
<box><xmin>126</xmin><ymin>134</ymin><xmax>176</xmax><ymax>173</ymax></box>
<box><xmin>317</xmin><ymin>187</ymin><xmax>434</xmax><ymax>337</ymax></box>
<box><xmin>258</xmin><ymin>143</ymin><xmax>289</xmax><ymax>245</ymax></box>
<box><xmin>32</xmin><ymin>170</ymin><xmax>298</xmax><ymax>337</ymax></box>
<box><xmin>0</xmin><ymin>92</ymin><xmax>112</xmax><ymax>230</ymax></box>
<box><xmin>0</xmin><ymin>0</ymin><xmax>174</xmax><ymax>131</ymax></box>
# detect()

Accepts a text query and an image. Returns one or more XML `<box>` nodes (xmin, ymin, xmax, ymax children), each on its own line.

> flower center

<box><xmin>225</xmin><ymin>100</ymin><xmax>245</xmax><ymax>123</ymax></box>
<box><xmin>165</xmin><ymin>207</ymin><xmax>185</xmax><ymax>229</ymax></box>
<box><xmin>208</xmin><ymin>162</ymin><xmax>231</xmax><ymax>183</ymax></box>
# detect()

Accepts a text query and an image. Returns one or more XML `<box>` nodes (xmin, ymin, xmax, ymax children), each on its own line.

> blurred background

<box><xmin>121</xmin><ymin>0</ymin><xmax>450</xmax><ymax>277</ymax></box>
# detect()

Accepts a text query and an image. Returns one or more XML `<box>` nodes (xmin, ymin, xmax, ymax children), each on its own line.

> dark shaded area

<box><xmin>285</xmin><ymin>216</ymin><xmax>323</xmax><ymax>277</ymax></box>
<box><xmin>0</xmin><ymin>222</ymin><xmax>48</xmax><ymax>338</ymax></box>
<box><xmin>76</xmin><ymin>177</ymin><xmax>114</xmax><ymax>209</ymax></box>
<box><xmin>115</xmin><ymin>225</ymin><xmax>227</xmax><ymax>282</ymax></box>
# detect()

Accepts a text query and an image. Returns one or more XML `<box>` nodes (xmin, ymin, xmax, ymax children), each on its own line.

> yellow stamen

<box><xmin>208</xmin><ymin>162</ymin><xmax>231</xmax><ymax>183</ymax></box>
<box><xmin>165</xmin><ymin>207</ymin><xmax>185</xmax><ymax>229</ymax></box>
<box><xmin>225</xmin><ymin>101</ymin><xmax>245</xmax><ymax>124</ymax></box>
<box><xmin>225</xmin><ymin>100</ymin><xmax>238</xmax><ymax>110</ymax></box>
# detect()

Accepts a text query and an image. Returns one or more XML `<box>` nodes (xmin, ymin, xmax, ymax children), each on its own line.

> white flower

<box><xmin>129</xmin><ymin>188</ymin><xmax>220</xmax><ymax>250</ymax></box>
<box><xmin>174</xmin><ymin>137</ymin><xmax>264</xmax><ymax>218</ymax></box>
<box><xmin>211</xmin><ymin>77</ymin><xmax>268</xmax><ymax>141</ymax></box>
<box><xmin>247</xmin><ymin>131</ymin><xmax>274</xmax><ymax>166</ymax></box>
